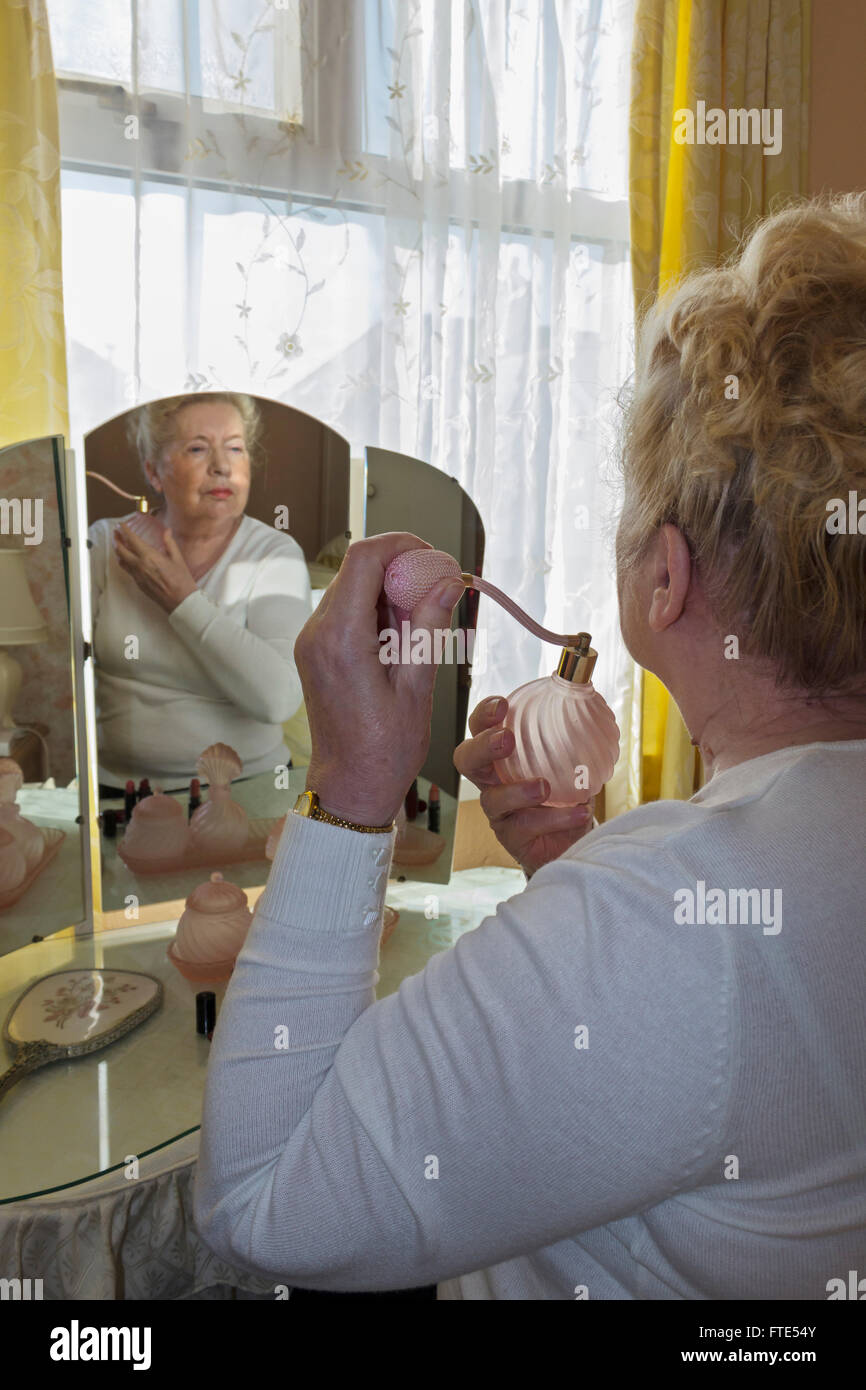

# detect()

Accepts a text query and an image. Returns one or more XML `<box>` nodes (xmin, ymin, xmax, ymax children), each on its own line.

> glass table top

<box><xmin>0</xmin><ymin>867</ymin><xmax>523</xmax><ymax>1204</ymax></box>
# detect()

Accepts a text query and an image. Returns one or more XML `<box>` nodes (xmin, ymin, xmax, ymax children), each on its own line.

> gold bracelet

<box><xmin>293</xmin><ymin>789</ymin><xmax>394</xmax><ymax>834</ymax></box>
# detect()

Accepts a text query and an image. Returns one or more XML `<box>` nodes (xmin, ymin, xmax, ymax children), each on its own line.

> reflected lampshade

<box><xmin>0</xmin><ymin>545</ymin><xmax>50</xmax><ymax>731</ymax></box>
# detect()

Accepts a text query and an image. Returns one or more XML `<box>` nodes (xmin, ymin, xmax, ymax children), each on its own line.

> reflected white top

<box><xmin>89</xmin><ymin>513</ymin><xmax>311</xmax><ymax>789</ymax></box>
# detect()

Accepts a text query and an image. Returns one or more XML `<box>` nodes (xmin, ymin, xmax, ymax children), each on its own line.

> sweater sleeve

<box><xmin>167</xmin><ymin>550</ymin><xmax>311</xmax><ymax>726</ymax></box>
<box><xmin>193</xmin><ymin>819</ymin><xmax>735</xmax><ymax>1291</ymax></box>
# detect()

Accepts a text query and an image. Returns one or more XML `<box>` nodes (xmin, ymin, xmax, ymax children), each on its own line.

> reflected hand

<box><xmin>453</xmin><ymin>696</ymin><xmax>595</xmax><ymax>877</ymax></box>
<box><xmin>296</xmin><ymin>533</ymin><xmax>464</xmax><ymax>828</ymax></box>
<box><xmin>112</xmin><ymin>523</ymin><xmax>198</xmax><ymax>615</ymax></box>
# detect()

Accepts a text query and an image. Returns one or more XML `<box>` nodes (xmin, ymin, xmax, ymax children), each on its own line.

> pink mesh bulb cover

<box><xmin>384</xmin><ymin>549</ymin><xmax>462</xmax><ymax>611</ymax></box>
<box><xmin>383</xmin><ymin>547</ymin><xmax>580</xmax><ymax>647</ymax></box>
<box><xmin>495</xmin><ymin>674</ymin><xmax>620</xmax><ymax>806</ymax></box>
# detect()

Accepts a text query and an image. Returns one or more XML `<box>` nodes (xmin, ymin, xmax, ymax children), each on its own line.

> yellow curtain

<box><xmin>0</xmin><ymin>0</ymin><xmax>68</xmax><ymax>447</ymax></box>
<box><xmin>629</xmin><ymin>0</ymin><xmax>810</xmax><ymax>802</ymax></box>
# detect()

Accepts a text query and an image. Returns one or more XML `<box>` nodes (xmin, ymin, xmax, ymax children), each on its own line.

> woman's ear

<box><xmin>647</xmin><ymin>524</ymin><xmax>692</xmax><ymax>632</ymax></box>
<box><xmin>143</xmin><ymin>459</ymin><xmax>162</xmax><ymax>492</ymax></box>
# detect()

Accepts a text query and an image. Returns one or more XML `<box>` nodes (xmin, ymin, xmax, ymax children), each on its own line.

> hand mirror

<box><xmin>0</xmin><ymin>969</ymin><xmax>162</xmax><ymax>1102</ymax></box>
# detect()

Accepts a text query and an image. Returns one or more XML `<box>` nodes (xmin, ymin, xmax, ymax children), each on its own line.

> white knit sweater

<box><xmin>89</xmin><ymin>513</ymin><xmax>311</xmax><ymax>788</ymax></box>
<box><xmin>194</xmin><ymin>739</ymin><xmax>866</xmax><ymax>1299</ymax></box>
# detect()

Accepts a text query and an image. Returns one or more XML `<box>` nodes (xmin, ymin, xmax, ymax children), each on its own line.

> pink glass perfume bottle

<box><xmin>383</xmin><ymin>551</ymin><xmax>621</xmax><ymax>807</ymax></box>
<box><xmin>494</xmin><ymin>634</ymin><xmax>619</xmax><ymax>806</ymax></box>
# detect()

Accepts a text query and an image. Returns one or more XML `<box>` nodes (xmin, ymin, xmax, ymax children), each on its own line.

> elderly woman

<box><xmin>89</xmin><ymin>393</ymin><xmax>311</xmax><ymax>791</ymax></box>
<box><xmin>194</xmin><ymin>195</ymin><xmax>866</xmax><ymax>1299</ymax></box>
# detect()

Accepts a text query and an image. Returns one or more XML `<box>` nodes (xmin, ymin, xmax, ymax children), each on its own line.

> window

<box><xmin>49</xmin><ymin>0</ymin><xmax>635</xmax><ymax>717</ymax></box>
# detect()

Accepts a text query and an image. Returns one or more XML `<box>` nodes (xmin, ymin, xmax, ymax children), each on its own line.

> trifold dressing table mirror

<box><xmin>81</xmin><ymin>398</ymin><xmax>484</xmax><ymax>922</ymax></box>
<box><xmin>0</xmin><ymin>395</ymin><xmax>508</xmax><ymax>1255</ymax></box>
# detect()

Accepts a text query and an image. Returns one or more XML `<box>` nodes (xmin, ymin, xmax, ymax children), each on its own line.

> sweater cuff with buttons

<box><xmin>253</xmin><ymin>809</ymin><xmax>397</xmax><ymax>946</ymax></box>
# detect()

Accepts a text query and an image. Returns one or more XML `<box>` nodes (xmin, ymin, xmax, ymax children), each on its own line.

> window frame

<box><xmin>50</xmin><ymin>0</ymin><xmax>629</xmax><ymax>245</ymax></box>
<box><xmin>56</xmin><ymin>77</ymin><xmax>628</xmax><ymax>249</ymax></box>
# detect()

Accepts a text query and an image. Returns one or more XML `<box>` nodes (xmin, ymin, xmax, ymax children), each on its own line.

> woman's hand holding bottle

<box><xmin>454</xmin><ymin>697</ymin><xmax>595</xmax><ymax>877</ymax></box>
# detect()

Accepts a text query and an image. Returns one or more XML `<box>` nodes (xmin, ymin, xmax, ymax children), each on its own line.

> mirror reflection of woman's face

<box><xmin>146</xmin><ymin>402</ymin><xmax>252</xmax><ymax>527</ymax></box>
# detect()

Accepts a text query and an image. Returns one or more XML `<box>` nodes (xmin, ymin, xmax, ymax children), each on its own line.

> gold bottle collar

<box><xmin>557</xmin><ymin>633</ymin><xmax>597</xmax><ymax>684</ymax></box>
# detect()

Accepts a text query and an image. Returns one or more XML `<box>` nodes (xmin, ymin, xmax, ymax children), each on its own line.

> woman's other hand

<box><xmin>296</xmin><ymin>533</ymin><xmax>464</xmax><ymax>828</ymax></box>
<box><xmin>454</xmin><ymin>697</ymin><xmax>595</xmax><ymax>877</ymax></box>
<box><xmin>112</xmin><ymin>523</ymin><xmax>198</xmax><ymax>614</ymax></box>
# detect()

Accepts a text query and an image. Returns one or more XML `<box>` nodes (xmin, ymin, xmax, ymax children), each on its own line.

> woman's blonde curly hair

<box><xmin>128</xmin><ymin>392</ymin><xmax>263</xmax><ymax>487</ymax></box>
<box><xmin>617</xmin><ymin>192</ymin><xmax>866</xmax><ymax>692</ymax></box>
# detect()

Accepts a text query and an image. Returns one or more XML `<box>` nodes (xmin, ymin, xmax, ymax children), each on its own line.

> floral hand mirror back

<box><xmin>0</xmin><ymin>970</ymin><xmax>162</xmax><ymax>1102</ymax></box>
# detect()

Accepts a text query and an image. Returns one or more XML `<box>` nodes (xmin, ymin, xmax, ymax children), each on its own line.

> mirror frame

<box><xmin>65</xmin><ymin>438</ymin><xmax>96</xmax><ymax>938</ymax></box>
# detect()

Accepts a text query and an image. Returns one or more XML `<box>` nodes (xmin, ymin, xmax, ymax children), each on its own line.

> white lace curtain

<box><xmin>48</xmin><ymin>0</ymin><xmax>638</xmax><ymax>812</ymax></box>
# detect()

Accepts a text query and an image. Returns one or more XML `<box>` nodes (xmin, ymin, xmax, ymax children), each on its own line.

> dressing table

<box><xmin>0</xmin><ymin>866</ymin><xmax>522</xmax><ymax>1299</ymax></box>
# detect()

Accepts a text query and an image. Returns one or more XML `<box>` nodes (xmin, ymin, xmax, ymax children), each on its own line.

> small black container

<box><xmin>196</xmin><ymin>991</ymin><xmax>216</xmax><ymax>1038</ymax></box>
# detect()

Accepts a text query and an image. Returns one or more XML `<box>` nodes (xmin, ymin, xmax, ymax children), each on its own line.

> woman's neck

<box><xmin>156</xmin><ymin>507</ymin><xmax>243</xmax><ymax>575</ymax></box>
<box><xmin>687</xmin><ymin>678</ymin><xmax>866</xmax><ymax>779</ymax></box>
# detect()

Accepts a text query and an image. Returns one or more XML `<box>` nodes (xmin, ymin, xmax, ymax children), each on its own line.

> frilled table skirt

<box><xmin>0</xmin><ymin>1132</ymin><xmax>276</xmax><ymax>1300</ymax></box>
